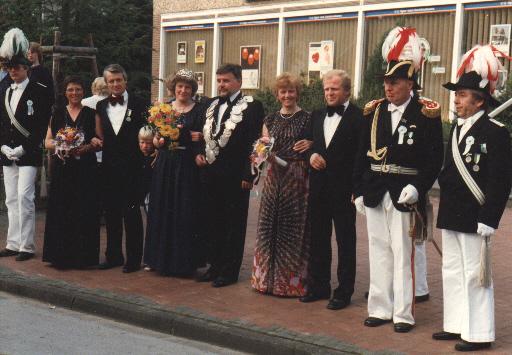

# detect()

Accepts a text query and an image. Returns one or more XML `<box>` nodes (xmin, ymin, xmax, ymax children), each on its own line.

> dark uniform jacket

<box><xmin>199</xmin><ymin>94</ymin><xmax>264</xmax><ymax>183</ymax></box>
<box><xmin>0</xmin><ymin>80</ymin><xmax>51</xmax><ymax>166</ymax></box>
<box><xmin>437</xmin><ymin>114</ymin><xmax>511</xmax><ymax>233</ymax></box>
<box><xmin>306</xmin><ymin>102</ymin><xmax>364</xmax><ymax>203</ymax></box>
<box><xmin>96</xmin><ymin>94</ymin><xmax>147</xmax><ymax>206</ymax></box>
<box><xmin>353</xmin><ymin>96</ymin><xmax>444</xmax><ymax>212</ymax></box>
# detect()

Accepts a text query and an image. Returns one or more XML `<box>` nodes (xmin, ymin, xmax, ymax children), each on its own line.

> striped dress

<box><xmin>251</xmin><ymin>110</ymin><xmax>311</xmax><ymax>297</ymax></box>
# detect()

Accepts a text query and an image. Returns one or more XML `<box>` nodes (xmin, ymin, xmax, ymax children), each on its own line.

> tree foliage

<box><xmin>0</xmin><ymin>0</ymin><xmax>152</xmax><ymax>101</ymax></box>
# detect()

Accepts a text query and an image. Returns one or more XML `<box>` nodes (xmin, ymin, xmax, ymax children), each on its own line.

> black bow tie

<box><xmin>326</xmin><ymin>105</ymin><xmax>345</xmax><ymax>117</ymax></box>
<box><xmin>218</xmin><ymin>96</ymin><xmax>232</xmax><ymax>106</ymax></box>
<box><xmin>109</xmin><ymin>95</ymin><xmax>124</xmax><ymax>106</ymax></box>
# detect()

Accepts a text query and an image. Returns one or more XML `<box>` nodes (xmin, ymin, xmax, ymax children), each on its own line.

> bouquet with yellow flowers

<box><xmin>147</xmin><ymin>102</ymin><xmax>183</xmax><ymax>150</ymax></box>
<box><xmin>53</xmin><ymin>126</ymin><xmax>85</xmax><ymax>161</ymax></box>
<box><xmin>250</xmin><ymin>136</ymin><xmax>288</xmax><ymax>184</ymax></box>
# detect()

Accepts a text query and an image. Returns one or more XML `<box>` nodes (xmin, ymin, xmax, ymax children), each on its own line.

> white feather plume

<box><xmin>381</xmin><ymin>26</ymin><xmax>423</xmax><ymax>70</ymax></box>
<box><xmin>457</xmin><ymin>44</ymin><xmax>505</xmax><ymax>93</ymax></box>
<box><xmin>0</xmin><ymin>28</ymin><xmax>29</xmax><ymax>60</ymax></box>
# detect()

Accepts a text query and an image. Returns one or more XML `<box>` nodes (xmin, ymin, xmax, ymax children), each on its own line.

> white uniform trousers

<box><xmin>3</xmin><ymin>165</ymin><xmax>37</xmax><ymax>253</ymax></box>
<box><xmin>366</xmin><ymin>192</ymin><xmax>415</xmax><ymax>324</ymax></box>
<box><xmin>442</xmin><ymin>229</ymin><xmax>495</xmax><ymax>342</ymax></box>
<box><xmin>415</xmin><ymin>242</ymin><xmax>429</xmax><ymax>296</ymax></box>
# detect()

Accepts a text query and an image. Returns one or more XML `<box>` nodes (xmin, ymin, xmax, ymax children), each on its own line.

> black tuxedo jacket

<box><xmin>437</xmin><ymin>115</ymin><xmax>511</xmax><ymax>233</ymax></box>
<box><xmin>353</xmin><ymin>97</ymin><xmax>444</xmax><ymax>212</ymax></box>
<box><xmin>306</xmin><ymin>102</ymin><xmax>364</xmax><ymax>202</ymax></box>
<box><xmin>97</xmin><ymin>94</ymin><xmax>147</xmax><ymax>204</ymax></box>
<box><xmin>201</xmin><ymin>95</ymin><xmax>264</xmax><ymax>182</ymax></box>
<box><xmin>0</xmin><ymin>80</ymin><xmax>52</xmax><ymax>166</ymax></box>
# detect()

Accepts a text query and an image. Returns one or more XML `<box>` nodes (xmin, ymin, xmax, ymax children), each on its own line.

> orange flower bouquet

<box><xmin>147</xmin><ymin>102</ymin><xmax>183</xmax><ymax>150</ymax></box>
<box><xmin>53</xmin><ymin>126</ymin><xmax>85</xmax><ymax>161</ymax></box>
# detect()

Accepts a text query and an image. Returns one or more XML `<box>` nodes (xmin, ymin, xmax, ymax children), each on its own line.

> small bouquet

<box><xmin>53</xmin><ymin>126</ymin><xmax>85</xmax><ymax>161</ymax></box>
<box><xmin>250</xmin><ymin>136</ymin><xmax>287</xmax><ymax>183</ymax></box>
<box><xmin>147</xmin><ymin>102</ymin><xmax>182</xmax><ymax>150</ymax></box>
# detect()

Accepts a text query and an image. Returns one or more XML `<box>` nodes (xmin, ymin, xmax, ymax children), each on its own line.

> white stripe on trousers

<box><xmin>365</xmin><ymin>192</ymin><xmax>415</xmax><ymax>324</ymax></box>
<box><xmin>3</xmin><ymin>165</ymin><xmax>37</xmax><ymax>253</ymax></box>
<box><xmin>442</xmin><ymin>229</ymin><xmax>495</xmax><ymax>342</ymax></box>
<box><xmin>415</xmin><ymin>242</ymin><xmax>429</xmax><ymax>296</ymax></box>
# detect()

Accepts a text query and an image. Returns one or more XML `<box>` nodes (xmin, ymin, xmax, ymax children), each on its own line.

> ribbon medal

<box><xmin>397</xmin><ymin>126</ymin><xmax>407</xmax><ymax>145</ymax></box>
<box><xmin>462</xmin><ymin>136</ymin><xmax>474</xmax><ymax>156</ymax></box>
<box><xmin>465</xmin><ymin>154</ymin><xmax>472</xmax><ymax>163</ymax></box>
<box><xmin>480</xmin><ymin>143</ymin><xmax>487</xmax><ymax>154</ymax></box>
<box><xmin>126</xmin><ymin>109</ymin><xmax>132</xmax><ymax>122</ymax></box>
<box><xmin>407</xmin><ymin>132</ymin><xmax>414</xmax><ymax>145</ymax></box>
<box><xmin>27</xmin><ymin>100</ymin><xmax>34</xmax><ymax>116</ymax></box>
<box><xmin>473</xmin><ymin>153</ymin><xmax>481</xmax><ymax>172</ymax></box>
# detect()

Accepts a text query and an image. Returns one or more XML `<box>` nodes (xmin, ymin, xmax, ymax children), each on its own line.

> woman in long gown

<box><xmin>251</xmin><ymin>73</ymin><xmax>312</xmax><ymax>297</ymax></box>
<box><xmin>143</xmin><ymin>69</ymin><xmax>206</xmax><ymax>276</ymax></box>
<box><xmin>43</xmin><ymin>76</ymin><xmax>103</xmax><ymax>269</ymax></box>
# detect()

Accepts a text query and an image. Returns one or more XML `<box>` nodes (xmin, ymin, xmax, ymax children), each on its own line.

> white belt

<box><xmin>371</xmin><ymin>163</ymin><xmax>418</xmax><ymax>175</ymax></box>
<box><xmin>174</xmin><ymin>146</ymin><xmax>186</xmax><ymax>150</ymax></box>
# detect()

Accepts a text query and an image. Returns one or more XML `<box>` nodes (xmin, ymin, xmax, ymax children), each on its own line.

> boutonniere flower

<box><xmin>27</xmin><ymin>100</ymin><xmax>34</xmax><ymax>116</ymax></box>
<box><xmin>126</xmin><ymin>109</ymin><xmax>132</xmax><ymax>122</ymax></box>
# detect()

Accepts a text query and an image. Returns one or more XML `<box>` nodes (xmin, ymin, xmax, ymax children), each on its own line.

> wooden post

<box><xmin>87</xmin><ymin>34</ymin><xmax>99</xmax><ymax>78</ymax></box>
<box><xmin>52</xmin><ymin>31</ymin><xmax>61</xmax><ymax>101</ymax></box>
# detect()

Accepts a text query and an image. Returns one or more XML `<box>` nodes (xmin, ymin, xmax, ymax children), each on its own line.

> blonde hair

<box><xmin>91</xmin><ymin>77</ymin><xmax>108</xmax><ymax>96</ymax></box>
<box><xmin>273</xmin><ymin>72</ymin><xmax>302</xmax><ymax>97</ymax></box>
<box><xmin>138</xmin><ymin>126</ymin><xmax>154</xmax><ymax>140</ymax></box>
<box><xmin>323</xmin><ymin>69</ymin><xmax>351</xmax><ymax>92</ymax></box>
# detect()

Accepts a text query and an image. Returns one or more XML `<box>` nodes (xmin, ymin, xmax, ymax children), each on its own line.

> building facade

<box><xmin>152</xmin><ymin>0</ymin><xmax>512</xmax><ymax>117</ymax></box>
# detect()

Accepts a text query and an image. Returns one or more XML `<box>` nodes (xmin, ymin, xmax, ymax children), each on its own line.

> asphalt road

<box><xmin>0</xmin><ymin>291</ymin><xmax>244</xmax><ymax>355</ymax></box>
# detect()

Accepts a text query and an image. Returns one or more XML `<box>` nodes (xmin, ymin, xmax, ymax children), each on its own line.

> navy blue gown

<box><xmin>143</xmin><ymin>103</ymin><xmax>205</xmax><ymax>276</ymax></box>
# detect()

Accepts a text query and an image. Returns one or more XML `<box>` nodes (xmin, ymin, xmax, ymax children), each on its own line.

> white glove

<box><xmin>397</xmin><ymin>184</ymin><xmax>419</xmax><ymax>205</ymax></box>
<box><xmin>477</xmin><ymin>223</ymin><xmax>495</xmax><ymax>238</ymax></box>
<box><xmin>354</xmin><ymin>196</ymin><xmax>365</xmax><ymax>215</ymax></box>
<box><xmin>1</xmin><ymin>145</ymin><xmax>14</xmax><ymax>159</ymax></box>
<box><xmin>11</xmin><ymin>146</ymin><xmax>25</xmax><ymax>159</ymax></box>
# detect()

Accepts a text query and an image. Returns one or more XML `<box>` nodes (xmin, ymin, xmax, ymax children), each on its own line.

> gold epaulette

<box><xmin>363</xmin><ymin>98</ymin><xmax>385</xmax><ymax>116</ymax></box>
<box><xmin>418</xmin><ymin>98</ymin><xmax>441</xmax><ymax>119</ymax></box>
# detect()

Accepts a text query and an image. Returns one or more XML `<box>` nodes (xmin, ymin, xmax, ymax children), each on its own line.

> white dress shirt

<box><xmin>106</xmin><ymin>91</ymin><xmax>128</xmax><ymax>135</ymax></box>
<box><xmin>388</xmin><ymin>97</ymin><xmax>411</xmax><ymax>134</ymax></box>
<box><xmin>82</xmin><ymin>94</ymin><xmax>107</xmax><ymax>110</ymax></box>
<box><xmin>324</xmin><ymin>100</ymin><xmax>349</xmax><ymax>147</ymax></box>
<box><xmin>10</xmin><ymin>78</ymin><xmax>29</xmax><ymax>112</ymax></box>
<box><xmin>215</xmin><ymin>91</ymin><xmax>241</xmax><ymax>135</ymax></box>
<box><xmin>458</xmin><ymin>110</ymin><xmax>484</xmax><ymax>143</ymax></box>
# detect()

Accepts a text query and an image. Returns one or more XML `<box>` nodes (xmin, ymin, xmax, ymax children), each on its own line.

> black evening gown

<box><xmin>43</xmin><ymin>106</ymin><xmax>100</xmax><ymax>268</ymax></box>
<box><xmin>144</xmin><ymin>103</ymin><xmax>206</xmax><ymax>276</ymax></box>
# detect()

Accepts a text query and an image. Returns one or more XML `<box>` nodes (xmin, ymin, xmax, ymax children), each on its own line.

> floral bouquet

<box><xmin>147</xmin><ymin>102</ymin><xmax>183</xmax><ymax>150</ymax></box>
<box><xmin>250</xmin><ymin>136</ymin><xmax>287</xmax><ymax>184</ymax></box>
<box><xmin>53</xmin><ymin>126</ymin><xmax>85</xmax><ymax>161</ymax></box>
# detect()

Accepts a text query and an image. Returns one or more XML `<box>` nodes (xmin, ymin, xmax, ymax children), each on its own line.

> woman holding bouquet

<box><xmin>143</xmin><ymin>69</ymin><xmax>206</xmax><ymax>276</ymax></box>
<box><xmin>42</xmin><ymin>76</ymin><xmax>103</xmax><ymax>269</ymax></box>
<box><xmin>251</xmin><ymin>73</ymin><xmax>312</xmax><ymax>297</ymax></box>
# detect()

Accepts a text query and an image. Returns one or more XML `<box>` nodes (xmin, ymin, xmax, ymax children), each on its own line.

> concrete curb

<box><xmin>0</xmin><ymin>266</ymin><xmax>400</xmax><ymax>355</ymax></box>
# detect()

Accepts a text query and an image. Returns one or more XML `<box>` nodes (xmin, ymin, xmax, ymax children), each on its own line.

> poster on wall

<box><xmin>195</xmin><ymin>72</ymin><xmax>205</xmax><ymax>94</ymax></box>
<box><xmin>177</xmin><ymin>41</ymin><xmax>187</xmax><ymax>63</ymax></box>
<box><xmin>240</xmin><ymin>45</ymin><xmax>261</xmax><ymax>89</ymax></box>
<box><xmin>308</xmin><ymin>40</ymin><xmax>334</xmax><ymax>82</ymax></box>
<box><xmin>490</xmin><ymin>24</ymin><xmax>511</xmax><ymax>56</ymax></box>
<box><xmin>195</xmin><ymin>40</ymin><xmax>206</xmax><ymax>64</ymax></box>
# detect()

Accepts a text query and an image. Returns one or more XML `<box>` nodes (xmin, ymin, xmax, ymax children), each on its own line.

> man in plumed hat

<box><xmin>0</xmin><ymin>28</ymin><xmax>51</xmax><ymax>261</ymax></box>
<box><xmin>353</xmin><ymin>26</ymin><xmax>444</xmax><ymax>332</ymax></box>
<box><xmin>432</xmin><ymin>45</ymin><xmax>511</xmax><ymax>352</ymax></box>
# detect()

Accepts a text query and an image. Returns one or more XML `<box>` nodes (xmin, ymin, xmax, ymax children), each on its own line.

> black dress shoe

<box><xmin>455</xmin><ymin>341</ymin><xmax>491</xmax><ymax>352</ymax></box>
<box><xmin>432</xmin><ymin>331</ymin><xmax>461</xmax><ymax>341</ymax></box>
<box><xmin>415</xmin><ymin>294</ymin><xmax>430</xmax><ymax>303</ymax></box>
<box><xmin>0</xmin><ymin>248</ymin><xmax>18</xmax><ymax>257</ymax></box>
<box><xmin>394</xmin><ymin>322</ymin><xmax>414</xmax><ymax>333</ymax></box>
<box><xmin>364</xmin><ymin>317</ymin><xmax>392</xmax><ymax>327</ymax></box>
<box><xmin>299</xmin><ymin>293</ymin><xmax>330</xmax><ymax>303</ymax></box>
<box><xmin>15</xmin><ymin>252</ymin><xmax>34</xmax><ymax>261</ymax></box>
<box><xmin>196</xmin><ymin>269</ymin><xmax>217</xmax><ymax>282</ymax></box>
<box><xmin>327</xmin><ymin>297</ymin><xmax>350</xmax><ymax>310</ymax></box>
<box><xmin>212</xmin><ymin>276</ymin><xmax>236</xmax><ymax>288</ymax></box>
<box><xmin>122</xmin><ymin>265</ymin><xmax>141</xmax><ymax>273</ymax></box>
<box><xmin>98</xmin><ymin>261</ymin><xmax>123</xmax><ymax>270</ymax></box>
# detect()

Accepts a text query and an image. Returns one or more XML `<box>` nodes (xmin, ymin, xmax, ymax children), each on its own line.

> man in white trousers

<box><xmin>0</xmin><ymin>28</ymin><xmax>51</xmax><ymax>261</ymax></box>
<box><xmin>434</xmin><ymin>44</ymin><xmax>511</xmax><ymax>352</ymax></box>
<box><xmin>353</xmin><ymin>26</ymin><xmax>443</xmax><ymax>333</ymax></box>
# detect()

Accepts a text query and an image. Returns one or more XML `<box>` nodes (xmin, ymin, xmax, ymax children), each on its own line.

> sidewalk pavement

<box><xmin>1</xmin><ymin>196</ymin><xmax>511</xmax><ymax>354</ymax></box>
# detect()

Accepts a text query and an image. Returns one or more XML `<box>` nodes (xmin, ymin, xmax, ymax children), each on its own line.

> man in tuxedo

<box><xmin>299</xmin><ymin>70</ymin><xmax>363</xmax><ymax>310</ymax></box>
<box><xmin>96</xmin><ymin>64</ymin><xmax>146</xmax><ymax>273</ymax></box>
<box><xmin>353</xmin><ymin>26</ymin><xmax>444</xmax><ymax>333</ymax></box>
<box><xmin>433</xmin><ymin>45</ymin><xmax>511</xmax><ymax>352</ymax></box>
<box><xmin>195</xmin><ymin>63</ymin><xmax>264</xmax><ymax>287</ymax></box>
<box><xmin>0</xmin><ymin>28</ymin><xmax>51</xmax><ymax>261</ymax></box>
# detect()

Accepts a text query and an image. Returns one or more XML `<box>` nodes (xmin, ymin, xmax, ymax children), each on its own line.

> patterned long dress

<box><xmin>252</xmin><ymin>110</ymin><xmax>311</xmax><ymax>297</ymax></box>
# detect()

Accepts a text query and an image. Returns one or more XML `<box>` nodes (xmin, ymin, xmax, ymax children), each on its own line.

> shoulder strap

<box><xmin>451</xmin><ymin>127</ymin><xmax>485</xmax><ymax>205</ymax></box>
<box><xmin>4</xmin><ymin>88</ymin><xmax>30</xmax><ymax>138</ymax></box>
